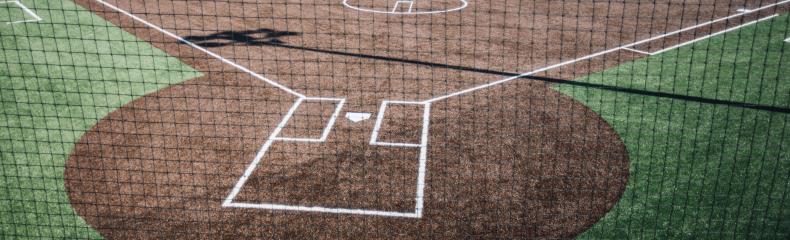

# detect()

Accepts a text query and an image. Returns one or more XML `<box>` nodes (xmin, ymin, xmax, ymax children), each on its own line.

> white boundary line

<box><xmin>785</xmin><ymin>37</ymin><xmax>790</xmax><ymax>43</ymax></box>
<box><xmin>736</xmin><ymin>8</ymin><xmax>753</xmax><ymax>13</ymax></box>
<box><xmin>223</xmin><ymin>97</ymin><xmax>306</xmax><ymax>207</ymax></box>
<box><xmin>622</xmin><ymin>47</ymin><xmax>654</xmax><ymax>55</ymax></box>
<box><xmin>93</xmin><ymin>0</ymin><xmax>305</xmax><ymax>98</ymax></box>
<box><xmin>370</xmin><ymin>100</ymin><xmax>427</xmax><ymax>147</ymax></box>
<box><xmin>423</xmin><ymin>0</ymin><xmax>790</xmax><ymax>103</ymax></box>
<box><xmin>392</xmin><ymin>1</ymin><xmax>414</xmax><ymax>13</ymax></box>
<box><xmin>626</xmin><ymin>14</ymin><xmax>778</xmax><ymax>56</ymax></box>
<box><xmin>224</xmin><ymin>97</ymin><xmax>432</xmax><ymax>218</ymax></box>
<box><xmin>343</xmin><ymin>0</ymin><xmax>468</xmax><ymax>15</ymax></box>
<box><xmin>273</xmin><ymin>97</ymin><xmax>346</xmax><ymax>142</ymax></box>
<box><xmin>650</xmin><ymin>14</ymin><xmax>778</xmax><ymax>55</ymax></box>
<box><xmin>2</xmin><ymin>1</ymin><xmax>42</xmax><ymax>24</ymax></box>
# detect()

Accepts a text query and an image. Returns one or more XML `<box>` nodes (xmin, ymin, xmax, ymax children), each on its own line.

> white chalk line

<box><xmin>226</xmin><ymin>202</ymin><xmax>421</xmax><ymax>218</ymax></box>
<box><xmin>622</xmin><ymin>47</ymin><xmax>654</xmax><ymax>55</ymax></box>
<box><xmin>423</xmin><ymin>0</ymin><xmax>790</xmax><ymax>103</ymax></box>
<box><xmin>223</xmin><ymin>97</ymin><xmax>305</xmax><ymax>206</ymax></box>
<box><xmin>274</xmin><ymin>97</ymin><xmax>346</xmax><ymax>142</ymax></box>
<box><xmin>368</xmin><ymin>100</ymin><xmax>432</xmax><ymax>217</ymax></box>
<box><xmin>2</xmin><ymin>1</ymin><xmax>42</xmax><ymax>24</ymax></box>
<box><xmin>93</xmin><ymin>0</ymin><xmax>305</xmax><ymax>98</ymax></box>
<box><xmin>392</xmin><ymin>1</ymin><xmax>414</xmax><ymax>13</ymax></box>
<box><xmin>625</xmin><ymin>14</ymin><xmax>778</xmax><ymax>56</ymax></box>
<box><xmin>225</xmin><ymin>98</ymin><xmax>432</xmax><ymax>218</ymax></box>
<box><xmin>650</xmin><ymin>14</ymin><xmax>778</xmax><ymax>55</ymax></box>
<box><xmin>344</xmin><ymin>0</ymin><xmax>468</xmax><ymax>15</ymax></box>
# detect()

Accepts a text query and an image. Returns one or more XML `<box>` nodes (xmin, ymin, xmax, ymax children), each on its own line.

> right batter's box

<box><xmin>228</xmin><ymin>100</ymin><xmax>431</xmax><ymax>218</ymax></box>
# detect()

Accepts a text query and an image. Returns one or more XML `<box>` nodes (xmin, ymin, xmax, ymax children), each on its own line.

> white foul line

<box><xmin>625</xmin><ymin>14</ymin><xmax>779</xmax><ymax>56</ymax></box>
<box><xmin>423</xmin><ymin>0</ymin><xmax>790</xmax><ymax>103</ymax></box>
<box><xmin>3</xmin><ymin>1</ymin><xmax>42</xmax><ymax>24</ymax></box>
<box><xmin>93</xmin><ymin>0</ymin><xmax>305</xmax><ymax>98</ymax></box>
<box><xmin>650</xmin><ymin>14</ymin><xmax>778</xmax><ymax>55</ymax></box>
<box><xmin>622</xmin><ymin>47</ymin><xmax>654</xmax><ymax>56</ymax></box>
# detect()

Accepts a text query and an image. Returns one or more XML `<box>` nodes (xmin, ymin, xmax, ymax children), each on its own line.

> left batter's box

<box><xmin>1</xmin><ymin>1</ymin><xmax>41</xmax><ymax>25</ymax></box>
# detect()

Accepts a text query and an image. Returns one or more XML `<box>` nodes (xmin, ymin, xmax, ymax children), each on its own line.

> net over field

<box><xmin>1</xmin><ymin>0</ymin><xmax>789</xmax><ymax>239</ymax></box>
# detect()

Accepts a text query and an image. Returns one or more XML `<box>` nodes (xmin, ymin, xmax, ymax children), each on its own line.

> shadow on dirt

<box><xmin>181</xmin><ymin>29</ymin><xmax>789</xmax><ymax>113</ymax></box>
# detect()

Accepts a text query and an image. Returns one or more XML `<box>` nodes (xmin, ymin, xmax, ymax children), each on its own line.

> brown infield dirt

<box><xmin>63</xmin><ymin>0</ymin><xmax>780</xmax><ymax>238</ymax></box>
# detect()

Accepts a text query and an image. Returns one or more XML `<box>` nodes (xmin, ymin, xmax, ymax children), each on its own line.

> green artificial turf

<box><xmin>559</xmin><ymin>14</ymin><xmax>790</xmax><ymax>239</ymax></box>
<box><xmin>0</xmin><ymin>0</ymin><xmax>202</xmax><ymax>238</ymax></box>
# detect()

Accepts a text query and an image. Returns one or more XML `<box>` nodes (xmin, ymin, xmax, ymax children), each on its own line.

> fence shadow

<box><xmin>181</xmin><ymin>29</ymin><xmax>788</xmax><ymax>114</ymax></box>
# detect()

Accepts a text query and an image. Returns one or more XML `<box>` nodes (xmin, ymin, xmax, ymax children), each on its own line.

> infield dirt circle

<box><xmin>60</xmin><ymin>0</ymin><xmax>753</xmax><ymax>238</ymax></box>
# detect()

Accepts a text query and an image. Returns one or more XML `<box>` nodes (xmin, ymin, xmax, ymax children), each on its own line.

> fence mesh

<box><xmin>1</xmin><ymin>0</ymin><xmax>788</xmax><ymax>238</ymax></box>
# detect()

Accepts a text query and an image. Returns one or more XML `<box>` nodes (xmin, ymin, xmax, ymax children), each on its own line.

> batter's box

<box><xmin>231</xmin><ymin>141</ymin><xmax>422</xmax><ymax>214</ymax></box>
<box><xmin>276</xmin><ymin>98</ymin><xmax>345</xmax><ymax>142</ymax></box>
<box><xmin>1</xmin><ymin>1</ymin><xmax>41</xmax><ymax>24</ymax></box>
<box><xmin>224</xmin><ymin>98</ymin><xmax>432</xmax><ymax>218</ymax></box>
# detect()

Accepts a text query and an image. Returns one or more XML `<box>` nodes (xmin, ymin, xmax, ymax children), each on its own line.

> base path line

<box><xmin>93</xmin><ymin>0</ymin><xmax>305</xmax><ymax>98</ymax></box>
<box><xmin>423</xmin><ymin>0</ymin><xmax>790</xmax><ymax>103</ymax></box>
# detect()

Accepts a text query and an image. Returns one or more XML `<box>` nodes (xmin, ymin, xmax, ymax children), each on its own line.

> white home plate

<box><xmin>345</xmin><ymin>112</ymin><xmax>372</xmax><ymax>122</ymax></box>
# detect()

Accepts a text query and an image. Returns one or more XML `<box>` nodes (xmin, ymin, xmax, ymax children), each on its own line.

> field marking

<box><xmin>225</xmin><ymin>202</ymin><xmax>421</xmax><ymax>218</ymax></box>
<box><xmin>736</xmin><ymin>8</ymin><xmax>753</xmax><ymax>13</ymax></box>
<box><xmin>392</xmin><ymin>1</ymin><xmax>414</xmax><ymax>13</ymax></box>
<box><xmin>622</xmin><ymin>47</ymin><xmax>654</xmax><ymax>55</ymax></box>
<box><xmin>785</xmin><ymin>37</ymin><xmax>790</xmax><ymax>43</ymax></box>
<box><xmin>626</xmin><ymin>14</ymin><xmax>778</xmax><ymax>56</ymax></box>
<box><xmin>2</xmin><ymin>1</ymin><xmax>42</xmax><ymax>24</ymax></box>
<box><xmin>650</xmin><ymin>14</ymin><xmax>778</xmax><ymax>55</ymax></box>
<box><xmin>370</xmin><ymin>100</ymin><xmax>428</xmax><ymax>147</ymax></box>
<box><xmin>343</xmin><ymin>0</ymin><xmax>468</xmax><ymax>15</ymax></box>
<box><xmin>423</xmin><ymin>0</ymin><xmax>790</xmax><ymax>103</ymax></box>
<box><xmin>93</xmin><ymin>0</ymin><xmax>305</xmax><ymax>98</ymax></box>
<box><xmin>223</xmin><ymin>97</ymin><xmax>305</xmax><ymax>207</ymax></box>
<box><xmin>273</xmin><ymin>97</ymin><xmax>346</xmax><ymax>142</ymax></box>
<box><xmin>224</xmin><ymin>97</ymin><xmax>432</xmax><ymax>218</ymax></box>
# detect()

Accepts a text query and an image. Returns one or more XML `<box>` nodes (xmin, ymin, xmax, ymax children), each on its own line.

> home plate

<box><xmin>345</xmin><ymin>112</ymin><xmax>372</xmax><ymax>122</ymax></box>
